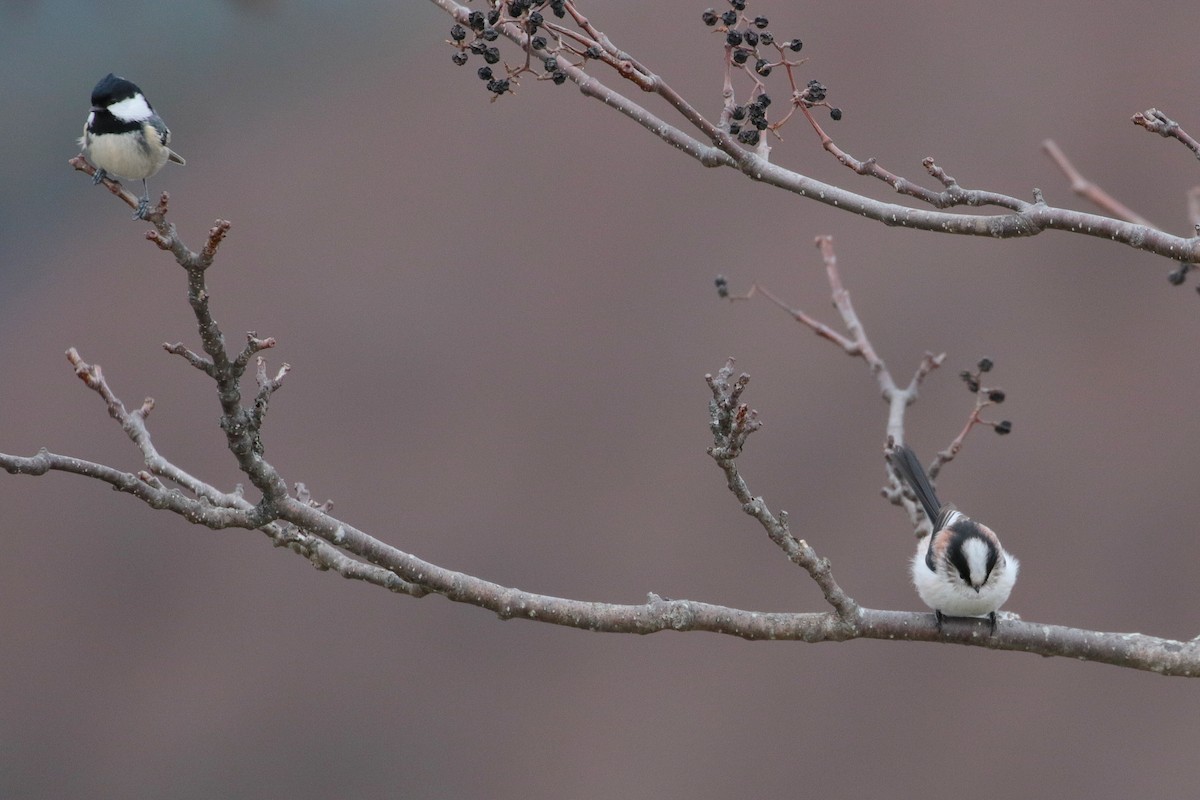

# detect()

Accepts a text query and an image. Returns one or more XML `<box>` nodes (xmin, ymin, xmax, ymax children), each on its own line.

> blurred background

<box><xmin>2</xmin><ymin>1</ymin><xmax>1199</xmax><ymax>797</ymax></box>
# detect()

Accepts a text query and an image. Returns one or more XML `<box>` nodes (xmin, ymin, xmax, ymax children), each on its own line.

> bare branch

<box><xmin>1132</xmin><ymin>108</ymin><xmax>1200</xmax><ymax>161</ymax></box>
<box><xmin>7</xmin><ymin>86</ymin><xmax>1197</xmax><ymax>679</ymax></box>
<box><xmin>163</xmin><ymin>341</ymin><xmax>214</xmax><ymax>374</ymax></box>
<box><xmin>928</xmin><ymin>360</ymin><xmax>1012</xmax><ymax>480</ymax></box>
<box><xmin>426</xmin><ymin>0</ymin><xmax>1200</xmax><ymax>266</ymax></box>
<box><xmin>70</xmin><ymin>154</ymin><xmax>173</xmax><ymax>221</ymax></box>
<box><xmin>706</xmin><ymin>359</ymin><xmax>860</xmax><ymax>621</ymax></box>
<box><xmin>1042</xmin><ymin>139</ymin><xmax>1153</xmax><ymax>226</ymax></box>
<box><xmin>8</xmin><ymin>318</ymin><xmax>1200</xmax><ymax>674</ymax></box>
<box><xmin>723</xmin><ymin>236</ymin><xmax>942</xmax><ymax>445</ymax></box>
<box><xmin>728</xmin><ymin>282</ymin><xmax>855</xmax><ymax>352</ymax></box>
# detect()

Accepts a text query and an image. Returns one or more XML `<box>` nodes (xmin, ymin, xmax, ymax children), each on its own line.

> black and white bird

<box><xmin>888</xmin><ymin>444</ymin><xmax>1018</xmax><ymax>631</ymax></box>
<box><xmin>79</xmin><ymin>73</ymin><xmax>185</xmax><ymax>219</ymax></box>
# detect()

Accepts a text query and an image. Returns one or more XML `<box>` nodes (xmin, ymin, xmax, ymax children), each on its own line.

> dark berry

<box><xmin>731</xmin><ymin>105</ymin><xmax>747</xmax><ymax>120</ymax></box>
<box><xmin>481</xmin><ymin>27</ymin><xmax>499</xmax><ymax>41</ymax></box>
<box><xmin>702</xmin><ymin>8</ymin><xmax>719</xmax><ymax>25</ymax></box>
<box><xmin>759</xmin><ymin>31</ymin><xmax>774</xmax><ymax>45</ymax></box>
<box><xmin>729</xmin><ymin>123</ymin><xmax>741</xmax><ymax>134</ymax></box>
<box><xmin>585</xmin><ymin>45</ymin><xmax>602</xmax><ymax>58</ymax></box>
<box><xmin>477</xmin><ymin>66</ymin><xmax>494</xmax><ymax>80</ymax></box>
<box><xmin>1168</xmin><ymin>268</ymin><xmax>1187</xmax><ymax>286</ymax></box>
<box><xmin>725</xmin><ymin>30</ymin><xmax>743</xmax><ymax>46</ymax></box>
<box><xmin>528</xmin><ymin>10</ymin><xmax>543</xmax><ymax>27</ymax></box>
<box><xmin>977</xmin><ymin>357</ymin><xmax>994</xmax><ymax>372</ymax></box>
<box><xmin>744</xmin><ymin>30</ymin><xmax>759</xmax><ymax>46</ymax></box>
<box><xmin>830</xmin><ymin>107</ymin><xmax>843</xmax><ymax>121</ymax></box>
<box><xmin>757</xmin><ymin>94</ymin><xmax>771</xmax><ymax>108</ymax></box>
<box><xmin>720</xmin><ymin>9</ymin><xmax>737</xmax><ymax>25</ymax></box>
<box><xmin>487</xmin><ymin>78</ymin><xmax>511</xmax><ymax>95</ymax></box>
<box><xmin>730</xmin><ymin>0</ymin><xmax>746</xmax><ymax>10</ymax></box>
<box><xmin>995</xmin><ymin>420</ymin><xmax>1013</xmax><ymax>435</ymax></box>
<box><xmin>966</xmin><ymin>379</ymin><xmax>980</xmax><ymax>393</ymax></box>
<box><xmin>550</xmin><ymin>0</ymin><xmax>566</xmax><ymax>17</ymax></box>
<box><xmin>753</xmin><ymin>16</ymin><xmax>769</xmax><ymax>29</ymax></box>
<box><xmin>787</xmin><ymin>38</ymin><xmax>804</xmax><ymax>52</ymax></box>
<box><xmin>715</xmin><ymin>275</ymin><xmax>729</xmax><ymax>298</ymax></box>
<box><xmin>467</xmin><ymin>10</ymin><xmax>485</xmax><ymax>30</ymax></box>
<box><xmin>543</xmin><ymin>56</ymin><xmax>558</xmax><ymax>71</ymax></box>
<box><xmin>450</xmin><ymin>24</ymin><xmax>467</xmax><ymax>41</ymax></box>
<box><xmin>753</xmin><ymin>116</ymin><xmax>768</xmax><ymax>130</ymax></box>
<box><xmin>737</xmin><ymin>128</ymin><xmax>760</xmax><ymax>145</ymax></box>
<box><xmin>732</xmin><ymin>48</ymin><xmax>750</xmax><ymax>64</ymax></box>
<box><xmin>452</xmin><ymin>51</ymin><xmax>469</xmax><ymax>66</ymax></box>
<box><xmin>487</xmin><ymin>9</ymin><xmax>501</xmax><ymax>25</ymax></box>
<box><xmin>469</xmin><ymin>40</ymin><xmax>487</xmax><ymax>54</ymax></box>
<box><xmin>959</xmin><ymin>370</ymin><xmax>973</xmax><ymax>382</ymax></box>
<box><xmin>988</xmin><ymin>389</ymin><xmax>1006</xmax><ymax>403</ymax></box>
<box><xmin>754</xmin><ymin>59</ymin><xmax>772</xmax><ymax>76</ymax></box>
<box><xmin>551</xmin><ymin>70</ymin><xmax>567</xmax><ymax>85</ymax></box>
<box><xmin>483</xmin><ymin>47</ymin><xmax>501</xmax><ymax>64</ymax></box>
<box><xmin>531</xmin><ymin>35</ymin><xmax>547</xmax><ymax>50</ymax></box>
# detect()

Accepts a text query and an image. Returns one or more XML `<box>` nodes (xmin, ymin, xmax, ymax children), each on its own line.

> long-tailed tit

<box><xmin>79</xmin><ymin>74</ymin><xmax>185</xmax><ymax>219</ymax></box>
<box><xmin>888</xmin><ymin>444</ymin><xmax>1018</xmax><ymax>631</ymax></box>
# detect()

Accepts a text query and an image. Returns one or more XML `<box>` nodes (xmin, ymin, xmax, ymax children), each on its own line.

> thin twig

<box><xmin>1132</xmin><ymin>108</ymin><xmax>1200</xmax><ymax>161</ymax></box>
<box><xmin>705</xmin><ymin>359</ymin><xmax>860</xmax><ymax>623</ymax></box>
<box><xmin>1042</xmin><ymin>139</ymin><xmax>1153</xmax><ymax>226</ymax></box>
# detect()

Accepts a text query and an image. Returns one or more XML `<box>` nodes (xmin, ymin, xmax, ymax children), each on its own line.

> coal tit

<box><xmin>888</xmin><ymin>444</ymin><xmax>1018</xmax><ymax>631</ymax></box>
<box><xmin>79</xmin><ymin>73</ymin><xmax>185</xmax><ymax>219</ymax></box>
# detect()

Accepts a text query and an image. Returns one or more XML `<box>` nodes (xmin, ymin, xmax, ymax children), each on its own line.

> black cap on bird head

<box><xmin>90</xmin><ymin>73</ymin><xmax>145</xmax><ymax>109</ymax></box>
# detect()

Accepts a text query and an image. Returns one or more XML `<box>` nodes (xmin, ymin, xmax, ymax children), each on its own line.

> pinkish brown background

<box><xmin>2</xmin><ymin>1</ymin><xmax>1199</xmax><ymax>797</ymax></box>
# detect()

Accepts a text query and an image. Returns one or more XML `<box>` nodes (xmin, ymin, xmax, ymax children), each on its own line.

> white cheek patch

<box><xmin>961</xmin><ymin>537</ymin><xmax>992</xmax><ymax>586</ymax></box>
<box><xmin>108</xmin><ymin>93</ymin><xmax>153</xmax><ymax>122</ymax></box>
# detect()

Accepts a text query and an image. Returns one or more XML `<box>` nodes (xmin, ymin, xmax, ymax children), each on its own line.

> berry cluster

<box><xmin>448</xmin><ymin>1</ymin><xmax>569</xmax><ymax>96</ymax></box>
<box><xmin>959</xmin><ymin>358</ymin><xmax>1013</xmax><ymax>435</ymax></box>
<box><xmin>701</xmin><ymin>0</ymin><xmax>842</xmax><ymax>145</ymax></box>
<box><xmin>727</xmin><ymin>94</ymin><xmax>773</xmax><ymax>145</ymax></box>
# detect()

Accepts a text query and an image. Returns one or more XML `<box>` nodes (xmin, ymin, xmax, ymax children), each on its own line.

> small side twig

<box><xmin>720</xmin><ymin>236</ymin><xmax>944</xmax><ymax>446</ymax></box>
<box><xmin>706</xmin><ymin>359</ymin><xmax>860</xmax><ymax>624</ymax></box>
<box><xmin>70</xmin><ymin>154</ymin><xmax>172</xmax><ymax>222</ymax></box>
<box><xmin>1042</xmin><ymin>139</ymin><xmax>1153</xmax><ymax>226</ymax></box>
<box><xmin>927</xmin><ymin>359</ymin><xmax>1012</xmax><ymax>479</ymax></box>
<box><xmin>1132</xmin><ymin>108</ymin><xmax>1200</xmax><ymax>161</ymax></box>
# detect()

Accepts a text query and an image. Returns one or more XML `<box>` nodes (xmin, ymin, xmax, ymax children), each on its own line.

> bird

<box><xmin>888</xmin><ymin>444</ymin><xmax>1018</xmax><ymax>632</ymax></box>
<box><xmin>79</xmin><ymin>73</ymin><xmax>185</xmax><ymax>219</ymax></box>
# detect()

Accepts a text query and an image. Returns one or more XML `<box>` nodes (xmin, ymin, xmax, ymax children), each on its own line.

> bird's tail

<box><xmin>888</xmin><ymin>444</ymin><xmax>942</xmax><ymax>524</ymax></box>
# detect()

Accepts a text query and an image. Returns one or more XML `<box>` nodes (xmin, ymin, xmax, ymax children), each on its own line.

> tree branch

<box><xmin>1041</xmin><ymin>139</ymin><xmax>1153</xmax><ymax>227</ymax></box>
<box><xmin>426</xmin><ymin>0</ymin><xmax>1200</xmax><ymax>267</ymax></box>
<box><xmin>3</xmin><ymin>72</ymin><xmax>1196</xmax><ymax>678</ymax></box>
<box><xmin>1132</xmin><ymin>108</ymin><xmax>1200</xmax><ymax>161</ymax></box>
